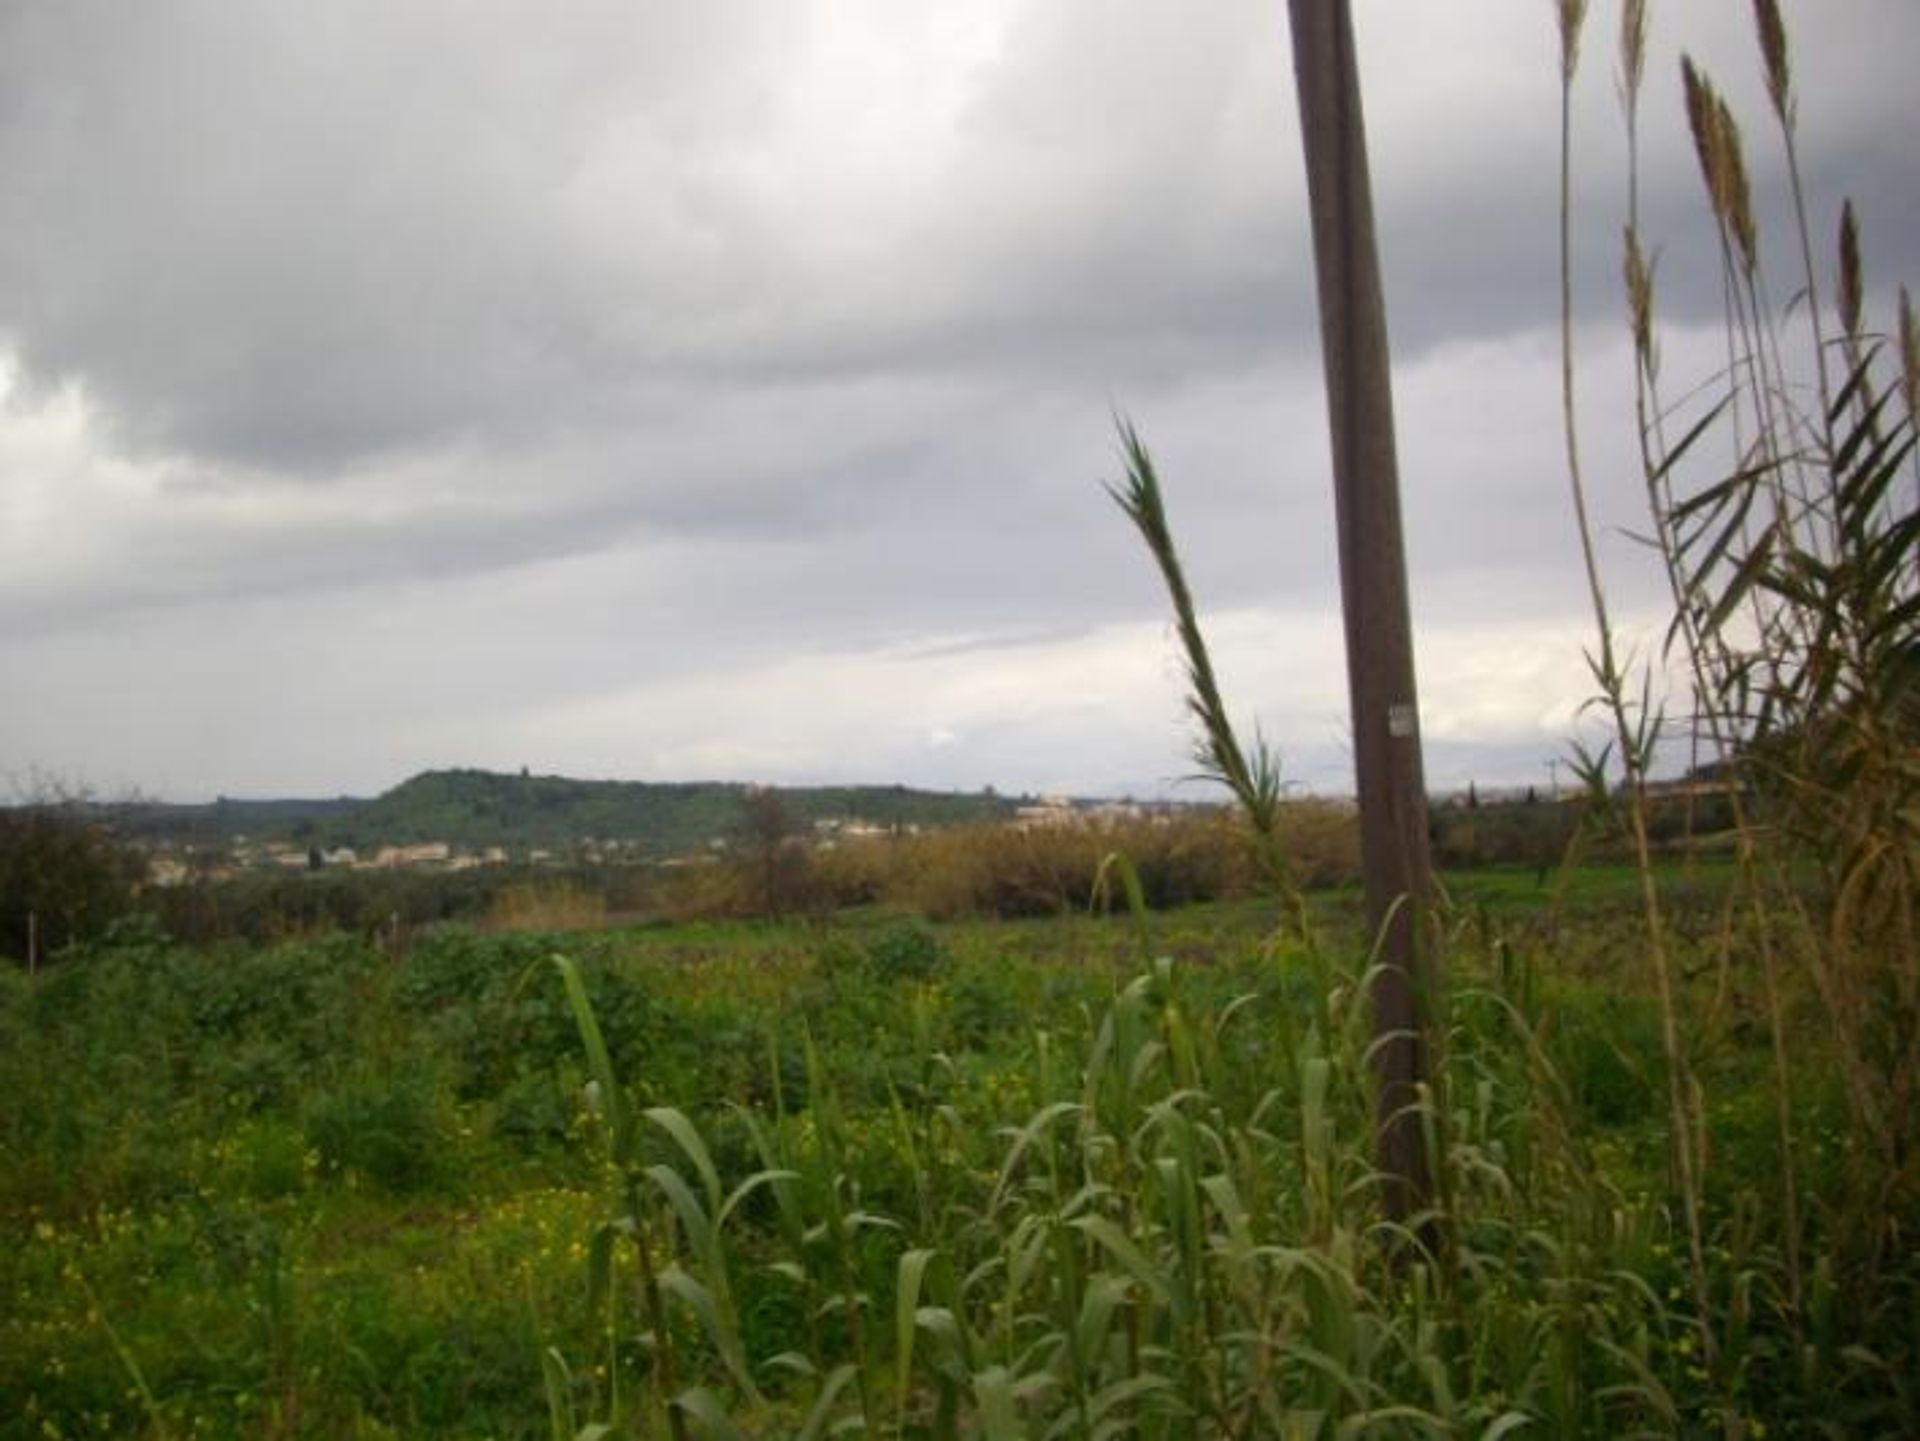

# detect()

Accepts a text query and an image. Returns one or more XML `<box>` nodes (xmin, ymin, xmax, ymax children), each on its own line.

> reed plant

<box><xmin>1554</xmin><ymin>0</ymin><xmax>1919</xmax><ymax>1425</ymax></box>
<box><xmin>1554</xmin><ymin>0</ymin><xmax>1716</xmax><ymax>1371</ymax></box>
<box><xmin>1105</xmin><ymin>423</ymin><xmax>1313</xmax><ymax>943</ymax></box>
<box><xmin>1594</xmin><ymin>0</ymin><xmax>1917</xmax><ymax>1286</ymax></box>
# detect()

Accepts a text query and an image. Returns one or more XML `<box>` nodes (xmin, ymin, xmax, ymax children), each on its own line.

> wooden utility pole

<box><xmin>1285</xmin><ymin>0</ymin><xmax>1437</xmax><ymax>1225</ymax></box>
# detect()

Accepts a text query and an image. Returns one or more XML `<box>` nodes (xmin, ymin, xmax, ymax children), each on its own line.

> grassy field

<box><xmin>1</xmin><ymin>878</ymin><xmax>1909</xmax><ymax>1438</ymax></box>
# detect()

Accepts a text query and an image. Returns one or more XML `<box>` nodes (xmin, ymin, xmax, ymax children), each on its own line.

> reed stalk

<box><xmin>1556</xmin><ymin>0</ymin><xmax>1716</xmax><ymax>1369</ymax></box>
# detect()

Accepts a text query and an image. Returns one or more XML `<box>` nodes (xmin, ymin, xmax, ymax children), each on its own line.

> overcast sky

<box><xmin>3</xmin><ymin>1</ymin><xmax>1915</xmax><ymax>802</ymax></box>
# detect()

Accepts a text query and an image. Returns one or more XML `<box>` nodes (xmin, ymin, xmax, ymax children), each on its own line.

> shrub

<box><xmin>0</xmin><ymin>806</ymin><xmax>143</xmax><ymax>964</ymax></box>
<box><xmin>862</xmin><ymin>918</ymin><xmax>946</xmax><ymax>980</ymax></box>
<box><xmin>485</xmin><ymin>881</ymin><xmax>606</xmax><ymax>932</ymax></box>
<box><xmin>809</xmin><ymin>810</ymin><xmax>1325</xmax><ymax>922</ymax></box>
<box><xmin>304</xmin><ymin>1065</ymin><xmax>450</xmax><ymax>1193</ymax></box>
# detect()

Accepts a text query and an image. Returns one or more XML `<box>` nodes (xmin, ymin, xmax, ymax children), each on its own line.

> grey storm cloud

<box><xmin>6</xmin><ymin>2</ymin><xmax>1913</xmax><ymax>480</ymax></box>
<box><xmin>1</xmin><ymin>1</ymin><xmax>803</xmax><ymax>466</ymax></box>
<box><xmin>2</xmin><ymin>0</ymin><xmax>1916</xmax><ymax>797</ymax></box>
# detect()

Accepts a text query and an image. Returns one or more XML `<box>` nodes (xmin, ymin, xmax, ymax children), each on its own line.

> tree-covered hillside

<box><xmin>83</xmin><ymin>769</ymin><xmax>1025</xmax><ymax>857</ymax></box>
<box><xmin>316</xmin><ymin>769</ymin><xmax>1021</xmax><ymax>854</ymax></box>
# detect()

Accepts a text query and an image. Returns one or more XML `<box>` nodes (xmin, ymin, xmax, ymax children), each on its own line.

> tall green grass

<box><xmin>537</xmin><ymin>895</ymin><xmax>1905</xmax><ymax>1437</ymax></box>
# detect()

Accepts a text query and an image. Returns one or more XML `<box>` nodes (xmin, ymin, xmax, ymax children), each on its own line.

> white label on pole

<box><xmin>1387</xmin><ymin>702</ymin><xmax>1417</xmax><ymax>738</ymax></box>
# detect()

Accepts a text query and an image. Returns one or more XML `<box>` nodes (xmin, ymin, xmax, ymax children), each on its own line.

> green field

<box><xmin>1</xmin><ymin>881</ymin><xmax>1910</xmax><ymax>1438</ymax></box>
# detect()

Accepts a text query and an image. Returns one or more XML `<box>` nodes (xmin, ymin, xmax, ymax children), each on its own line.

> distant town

<box><xmin>135</xmin><ymin>791</ymin><xmax>1231</xmax><ymax>884</ymax></box>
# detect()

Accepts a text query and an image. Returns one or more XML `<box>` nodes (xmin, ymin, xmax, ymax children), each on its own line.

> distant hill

<box><xmin>101</xmin><ymin>795</ymin><xmax>363</xmax><ymax>845</ymax></box>
<box><xmin>314</xmin><ymin>769</ymin><xmax>1021</xmax><ymax>855</ymax></box>
<box><xmin>87</xmin><ymin>769</ymin><xmax>1025</xmax><ymax>858</ymax></box>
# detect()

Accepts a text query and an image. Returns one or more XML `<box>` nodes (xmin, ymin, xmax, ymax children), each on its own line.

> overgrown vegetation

<box><xmin>5</xmin><ymin>877</ymin><xmax>1908</xmax><ymax>1438</ymax></box>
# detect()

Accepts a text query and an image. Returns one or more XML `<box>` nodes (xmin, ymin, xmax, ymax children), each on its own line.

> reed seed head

<box><xmin>1899</xmin><ymin>285</ymin><xmax>1918</xmax><ymax>420</ymax></box>
<box><xmin>1557</xmin><ymin>0</ymin><xmax>1589</xmax><ymax>82</ymax></box>
<box><xmin>1679</xmin><ymin>59</ymin><xmax>1756</xmax><ymax>271</ymax></box>
<box><xmin>1752</xmin><ymin>0</ymin><xmax>1793</xmax><ymax>123</ymax></box>
<box><xmin>1619</xmin><ymin>0</ymin><xmax>1648</xmax><ymax>112</ymax></box>
<box><xmin>1838</xmin><ymin>200</ymin><xmax>1863</xmax><ymax>339</ymax></box>
<box><xmin>1680</xmin><ymin>58</ymin><xmax>1724</xmax><ymax>225</ymax></box>
<box><xmin>1623</xmin><ymin>225</ymin><xmax>1657</xmax><ymax>372</ymax></box>
<box><xmin>1714</xmin><ymin>96</ymin><xmax>1758</xmax><ymax>274</ymax></box>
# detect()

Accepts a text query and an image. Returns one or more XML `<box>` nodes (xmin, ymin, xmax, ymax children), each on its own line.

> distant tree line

<box><xmin>3</xmin><ymin>781</ymin><xmax>1744</xmax><ymax>963</ymax></box>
